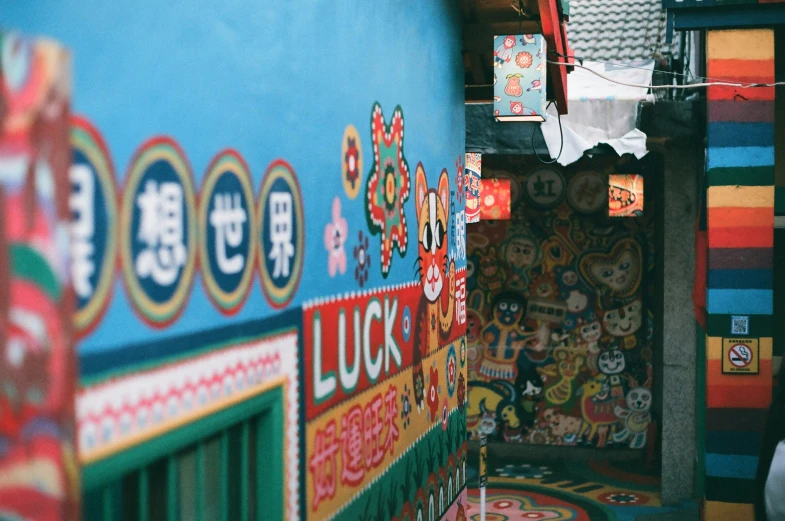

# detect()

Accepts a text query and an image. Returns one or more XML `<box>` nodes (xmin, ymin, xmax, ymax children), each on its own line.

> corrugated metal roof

<box><xmin>567</xmin><ymin>0</ymin><xmax>679</xmax><ymax>62</ymax></box>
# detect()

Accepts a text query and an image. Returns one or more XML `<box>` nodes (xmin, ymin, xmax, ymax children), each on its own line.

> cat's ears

<box><xmin>415</xmin><ymin>163</ymin><xmax>451</xmax><ymax>217</ymax></box>
<box><xmin>415</xmin><ymin>162</ymin><xmax>428</xmax><ymax>215</ymax></box>
<box><xmin>438</xmin><ymin>168</ymin><xmax>450</xmax><ymax>216</ymax></box>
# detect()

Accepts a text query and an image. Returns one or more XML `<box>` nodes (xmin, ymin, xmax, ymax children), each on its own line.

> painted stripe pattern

<box><xmin>704</xmin><ymin>29</ymin><xmax>775</xmax><ymax>519</ymax></box>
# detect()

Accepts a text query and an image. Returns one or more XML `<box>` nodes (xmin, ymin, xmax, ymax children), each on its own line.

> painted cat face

<box><xmin>416</xmin><ymin>164</ymin><xmax>449</xmax><ymax>303</ymax></box>
<box><xmin>494</xmin><ymin>296</ymin><xmax>524</xmax><ymax>325</ymax></box>
<box><xmin>603</xmin><ymin>299</ymin><xmax>642</xmax><ymax>337</ymax></box>
<box><xmin>626</xmin><ymin>387</ymin><xmax>652</xmax><ymax>411</ymax></box>
<box><xmin>579</xmin><ymin>238</ymin><xmax>642</xmax><ymax>298</ymax></box>
<box><xmin>580</xmin><ymin>321</ymin><xmax>601</xmax><ymax>343</ymax></box>
<box><xmin>598</xmin><ymin>349</ymin><xmax>625</xmax><ymax>375</ymax></box>
<box><xmin>504</xmin><ymin>236</ymin><xmax>537</xmax><ymax>269</ymax></box>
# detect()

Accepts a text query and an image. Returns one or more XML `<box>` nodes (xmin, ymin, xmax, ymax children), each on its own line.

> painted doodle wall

<box><xmin>2</xmin><ymin>2</ymin><xmax>468</xmax><ymax>520</ymax></box>
<box><xmin>466</xmin><ymin>155</ymin><xmax>656</xmax><ymax>449</ymax></box>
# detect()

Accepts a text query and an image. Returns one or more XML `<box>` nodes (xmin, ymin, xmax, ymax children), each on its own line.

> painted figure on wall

<box><xmin>465</xmin><ymin>156</ymin><xmax>655</xmax><ymax>449</ymax></box>
<box><xmin>477</xmin><ymin>291</ymin><xmax>528</xmax><ymax>381</ymax></box>
<box><xmin>412</xmin><ymin>164</ymin><xmax>456</xmax><ymax>409</ymax></box>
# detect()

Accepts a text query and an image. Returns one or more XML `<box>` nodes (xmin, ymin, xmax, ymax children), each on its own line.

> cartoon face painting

<box><xmin>510</xmin><ymin>101</ymin><xmax>523</xmax><ymax>115</ymax></box>
<box><xmin>503</xmin><ymin>235</ymin><xmax>538</xmax><ymax>269</ymax></box>
<box><xmin>415</xmin><ymin>165</ymin><xmax>450</xmax><ymax>303</ymax></box>
<box><xmin>562</xmin><ymin>270</ymin><xmax>578</xmax><ymax>286</ymax></box>
<box><xmin>626</xmin><ymin>387</ymin><xmax>652</xmax><ymax>412</ymax></box>
<box><xmin>492</xmin><ymin>293</ymin><xmax>525</xmax><ymax>326</ymax></box>
<box><xmin>598</xmin><ymin>349</ymin><xmax>626</xmax><ymax>376</ymax></box>
<box><xmin>580</xmin><ymin>320</ymin><xmax>602</xmax><ymax>343</ymax></box>
<box><xmin>579</xmin><ymin>238</ymin><xmax>642</xmax><ymax>298</ymax></box>
<box><xmin>603</xmin><ymin>299</ymin><xmax>642</xmax><ymax>337</ymax></box>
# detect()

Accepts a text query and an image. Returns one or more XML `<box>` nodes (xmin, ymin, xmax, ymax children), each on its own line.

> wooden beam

<box><xmin>462</xmin><ymin>21</ymin><xmax>542</xmax><ymax>51</ymax></box>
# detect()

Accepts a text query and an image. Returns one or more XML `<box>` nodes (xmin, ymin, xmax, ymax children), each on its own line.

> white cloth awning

<box><xmin>540</xmin><ymin>60</ymin><xmax>654</xmax><ymax>166</ymax></box>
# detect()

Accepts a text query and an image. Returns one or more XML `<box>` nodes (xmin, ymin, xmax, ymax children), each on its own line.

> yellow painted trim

<box><xmin>707</xmin><ymin>186</ymin><xmax>774</xmax><ymax>209</ymax></box>
<box><xmin>707</xmin><ymin>29</ymin><xmax>774</xmax><ymax>60</ymax></box>
<box><xmin>704</xmin><ymin>500</ymin><xmax>754</xmax><ymax>521</ymax></box>
<box><xmin>707</xmin><ymin>336</ymin><xmax>772</xmax><ymax>360</ymax></box>
<box><xmin>79</xmin><ymin>375</ymin><xmax>288</xmax><ymax>465</ymax></box>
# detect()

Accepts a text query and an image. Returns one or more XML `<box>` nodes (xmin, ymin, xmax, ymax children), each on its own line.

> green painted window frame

<box><xmin>82</xmin><ymin>386</ymin><xmax>285</xmax><ymax>521</ymax></box>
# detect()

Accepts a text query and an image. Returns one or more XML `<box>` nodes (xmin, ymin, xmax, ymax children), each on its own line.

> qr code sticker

<box><xmin>731</xmin><ymin>316</ymin><xmax>749</xmax><ymax>335</ymax></box>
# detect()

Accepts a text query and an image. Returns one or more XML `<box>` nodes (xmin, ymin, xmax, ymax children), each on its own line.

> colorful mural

<box><xmin>3</xmin><ymin>2</ymin><xmax>468</xmax><ymax>520</ymax></box>
<box><xmin>0</xmin><ymin>31</ymin><xmax>80</xmax><ymax>519</ymax></box>
<box><xmin>466</xmin><ymin>156</ymin><xmax>655</xmax><ymax>450</ymax></box>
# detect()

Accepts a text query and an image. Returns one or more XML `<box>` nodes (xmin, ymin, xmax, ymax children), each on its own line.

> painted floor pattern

<box><xmin>465</xmin><ymin>460</ymin><xmax>698</xmax><ymax>521</ymax></box>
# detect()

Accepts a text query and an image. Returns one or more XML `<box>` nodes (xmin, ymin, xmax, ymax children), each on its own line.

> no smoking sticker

<box><xmin>722</xmin><ymin>338</ymin><xmax>759</xmax><ymax>375</ymax></box>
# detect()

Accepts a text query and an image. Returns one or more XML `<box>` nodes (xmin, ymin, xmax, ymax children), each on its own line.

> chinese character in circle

<box><xmin>532</xmin><ymin>174</ymin><xmax>555</xmax><ymax>198</ymax></box>
<box><xmin>210</xmin><ymin>192</ymin><xmax>247</xmax><ymax>274</ymax></box>
<box><xmin>69</xmin><ymin>164</ymin><xmax>95</xmax><ymax>299</ymax></box>
<box><xmin>268</xmin><ymin>191</ymin><xmax>294</xmax><ymax>279</ymax></box>
<box><xmin>135</xmin><ymin>180</ymin><xmax>187</xmax><ymax>286</ymax></box>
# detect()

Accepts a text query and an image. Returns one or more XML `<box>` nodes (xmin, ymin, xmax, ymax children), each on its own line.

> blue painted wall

<box><xmin>3</xmin><ymin>0</ymin><xmax>465</xmax><ymax>351</ymax></box>
<box><xmin>3</xmin><ymin>2</ymin><xmax>467</xmax><ymax>519</ymax></box>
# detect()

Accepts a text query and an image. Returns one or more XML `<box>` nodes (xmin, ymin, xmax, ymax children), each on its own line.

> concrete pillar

<box><xmin>660</xmin><ymin>143</ymin><xmax>698</xmax><ymax>505</ymax></box>
<box><xmin>703</xmin><ymin>28</ymin><xmax>775</xmax><ymax>521</ymax></box>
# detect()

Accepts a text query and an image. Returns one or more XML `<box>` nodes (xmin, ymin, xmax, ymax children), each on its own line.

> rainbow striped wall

<box><xmin>704</xmin><ymin>29</ymin><xmax>775</xmax><ymax>521</ymax></box>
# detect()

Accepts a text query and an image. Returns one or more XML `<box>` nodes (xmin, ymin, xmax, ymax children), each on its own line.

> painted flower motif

<box><xmin>353</xmin><ymin>231</ymin><xmax>370</xmax><ymax>287</ymax></box>
<box><xmin>446</xmin><ymin>345</ymin><xmax>457</xmax><ymax>397</ymax></box>
<box><xmin>460</xmin><ymin>338</ymin><xmax>467</xmax><ymax>367</ymax></box>
<box><xmin>401</xmin><ymin>384</ymin><xmax>412</xmax><ymax>429</ymax></box>
<box><xmin>516</xmin><ymin>51</ymin><xmax>533</xmax><ymax>68</ymax></box>
<box><xmin>364</xmin><ymin>103</ymin><xmax>410</xmax><ymax>277</ymax></box>
<box><xmin>457</xmin><ymin>372</ymin><xmax>466</xmax><ymax>409</ymax></box>
<box><xmin>427</xmin><ymin>366</ymin><xmax>439</xmax><ymax>422</ymax></box>
<box><xmin>344</xmin><ymin>136</ymin><xmax>360</xmax><ymax>189</ymax></box>
<box><xmin>402</xmin><ymin>305</ymin><xmax>412</xmax><ymax>343</ymax></box>
<box><xmin>441</xmin><ymin>397</ymin><xmax>449</xmax><ymax>431</ymax></box>
<box><xmin>414</xmin><ymin>364</ymin><xmax>425</xmax><ymax>411</ymax></box>
<box><xmin>324</xmin><ymin>197</ymin><xmax>348</xmax><ymax>277</ymax></box>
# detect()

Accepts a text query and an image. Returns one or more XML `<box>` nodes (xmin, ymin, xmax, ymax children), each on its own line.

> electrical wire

<box><xmin>550</xmin><ymin>50</ymin><xmax>781</xmax><ymax>88</ymax></box>
<box><xmin>547</xmin><ymin>59</ymin><xmax>784</xmax><ymax>89</ymax></box>
<box><xmin>532</xmin><ymin>102</ymin><xmax>564</xmax><ymax>164</ymax></box>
